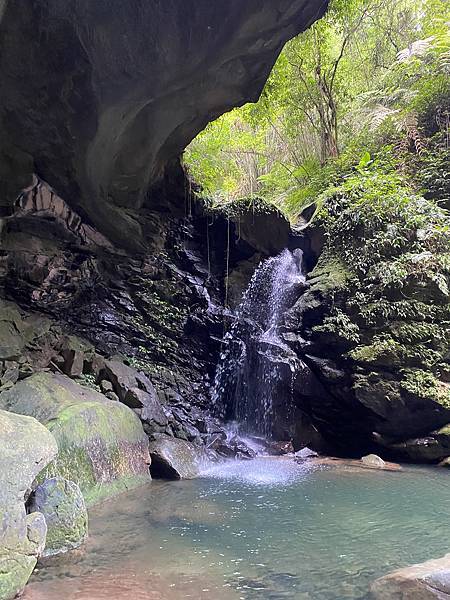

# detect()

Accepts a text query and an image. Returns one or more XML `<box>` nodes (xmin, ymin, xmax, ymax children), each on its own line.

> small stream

<box><xmin>25</xmin><ymin>459</ymin><xmax>450</xmax><ymax>600</ymax></box>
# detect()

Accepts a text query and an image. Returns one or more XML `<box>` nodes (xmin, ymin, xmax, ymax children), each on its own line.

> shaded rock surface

<box><xmin>28</xmin><ymin>477</ymin><xmax>88</xmax><ymax>558</ymax></box>
<box><xmin>0</xmin><ymin>409</ymin><xmax>57</xmax><ymax>600</ymax></box>
<box><xmin>371</xmin><ymin>553</ymin><xmax>450</xmax><ymax>599</ymax></box>
<box><xmin>279</xmin><ymin>239</ymin><xmax>450</xmax><ymax>461</ymax></box>
<box><xmin>0</xmin><ymin>372</ymin><xmax>151</xmax><ymax>505</ymax></box>
<box><xmin>0</xmin><ymin>0</ymin><xmax>328</xmax><ymax>251</ymax></box>
<box><xmin>149</xmin><ymin>434</ymin><xmax>214</xmax><ymax>480</ymax></box>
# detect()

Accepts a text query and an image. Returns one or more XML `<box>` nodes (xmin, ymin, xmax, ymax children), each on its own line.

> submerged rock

<box><xmin>0</xmin><ymin>372</ymin><xmax>151</xmax><ymax>505</ymax></box>
<box><xmin>149</xmin><ymin>434</ymin><xmax>212</xmax><ymax>480</ymax></box>
<box><xmin>371</xmin><ymin>553</ymin><xmax>450</xmax><ymax>599</ymax></box>
<box><xmin>28</xmin><ymin>478</ymin><xmax>88</xmax><ymax>557</ymax></box>
<box><xmin>0</xmin><ymin>409</ymin><xmax>57</xmax><ymax>600</ymax></box>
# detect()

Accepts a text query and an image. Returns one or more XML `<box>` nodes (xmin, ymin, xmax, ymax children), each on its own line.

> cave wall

<box><xmin>0</xmin><ymin>0</ymin><xmax>328</xmax><ymax>251</ymax></box>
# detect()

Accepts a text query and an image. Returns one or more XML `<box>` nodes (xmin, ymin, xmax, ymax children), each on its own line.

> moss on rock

<box><xmin>0</xmin><ymin>409</ymin><xmax>57</xmax><ymax>599</ymax></box>
<box><xmin>0</xmin><ymin>372</ymin><xmax>151</xmax><ymax>506</ymax></box>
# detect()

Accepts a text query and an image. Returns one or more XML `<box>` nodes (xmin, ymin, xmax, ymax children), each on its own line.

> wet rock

<box><xmin>361</xmin><ymin>454</ymin><xmax>386</xmax><ymax>468</ymax></box>
<box><xmin>149</xmin><ymin>434</ymin><xmax>212</xmax><ymax>479</ymax></box>
<box><xmin>377</xmin><ymin>428</ymin><xmax>450</xmax><ymax>463</ymax></box>
<box><xmin>268</xmin><ymin>441</ymin><xmax>294</xmax><ymax>456</ymax></box>
<box><xmin>28</xmin><ymin>477</ymin><xmax>88</xmax><ymax>557</ymax></box>
<box><xmin>0</xmin><ymin>409</ymin><xmax>57</xmax><ymax>600</ymax></box>
<box><xmin>0</xmin><ymin>372</ymin><xmax>151</xmax><ymax>506</ymax></box>
<box><xmin>213</xmin><ymin>435</ymin><xmax>257</xmax><ymax>460</ymax></box>
<box><xmin>370</xmin><ymin>553</ymin><xmax>450</xmax><ymax>599</ymax></box>
<box><xmin>295</xmin><ymin>447</ymin><xmax>319</xmax><ymax>460</ymax></box>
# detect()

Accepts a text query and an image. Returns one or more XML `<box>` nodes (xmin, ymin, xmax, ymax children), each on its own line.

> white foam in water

<box><xmin>200</xmin><ymin>457</ymin><xmax>312</xmax><ymax>486</ymax></box>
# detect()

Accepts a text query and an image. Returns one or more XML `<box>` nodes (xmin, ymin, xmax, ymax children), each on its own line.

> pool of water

<box><xmin>24</xmin><ymin>458</ymin><xmax>450</xmax><ymax>600</ymax></box>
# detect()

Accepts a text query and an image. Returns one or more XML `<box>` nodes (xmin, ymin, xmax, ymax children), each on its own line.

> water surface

<box><xmin>25</xmin><ymin>458</ymin><xmax>450</xmax><ymax>600</ymax></box>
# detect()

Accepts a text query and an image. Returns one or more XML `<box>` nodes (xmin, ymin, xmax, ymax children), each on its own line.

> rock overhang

<box><xmin>0</xmin><ymin>0</ymin><xmax>329</xmax><ymax>250</ymax></box>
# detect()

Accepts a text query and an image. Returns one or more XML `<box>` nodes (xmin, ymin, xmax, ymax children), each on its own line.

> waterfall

<box><xmin>212</xmin><ymin>249</ymin><xmax>305</xmax><ymax>439</ymax></box>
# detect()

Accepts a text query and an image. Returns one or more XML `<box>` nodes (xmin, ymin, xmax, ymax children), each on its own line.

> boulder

<box><xmin>0</xmin><ymin>409</ymin><xmax>57</xmax><ymax>600</ymax></box>
<box><xmin>60</xmin><ymin>335</ymin><xmax>93</xmax><ymax>378</ymax></box>
<box><xmin>361</xmin><ymin>454</ymin><xmax>386</xmax><ymax>468</ymax></box>
<box><xmin>0</xmin><ymin>300</ymin><xmax>25</xmax><ymax>360</ymax></box>
<box><xmin>295</xmin><ymin>447</ymin><xmax>319</xmax><ymax>460</ymax></box>
<box><xmin>0</xmin><ymin>372</ymin><xmax>151</xmax><ymax>506</ymax></box>
<box><xmin>28</xmin><ymin>477</ymin><xmax>88</xmax><ymax>557</ymax></box>
<box><xmin>101</xmin><ymin>360</ymin><xmax>156</xmax><ymax>403</ymax></box>
<box><xmin>377</xmin><ymin>426</ymin><xmax>450</xmax><ymax>463</ymax></box>
<box><xmin>124</xmin><ymin>387</ymin><xmax>168</xmax><ymax>427</ymax></box>
<box><xmin>149</xmin><ymin>434</ymin><xmax>212</xmax><ymax>480</ymax></box>
<box><xmin>371</xmin><ymin>553</ymin><xmax>450</xmax><ymax>599</ymax></box>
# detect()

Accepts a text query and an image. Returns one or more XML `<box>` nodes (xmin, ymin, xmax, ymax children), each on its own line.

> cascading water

<box><xmin>212</xmin><ymin>249</ymin><xmax>306</xmax><ymax>439</ymax></box>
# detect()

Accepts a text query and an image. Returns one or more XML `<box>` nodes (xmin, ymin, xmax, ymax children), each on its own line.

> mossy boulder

<box><xmin>0</xmin><ymin>409</ymin><xmax>57</xmax><ymax>600</ymax></box>
<box><xmin>28</xmin><ymin>477</ymin><xmax>88</xmax><ymax>557</ymax></box>
<box><xmin>0</xmin><ymin>372</ymin><xmax>151</xmax><ymax>506</ymax></box>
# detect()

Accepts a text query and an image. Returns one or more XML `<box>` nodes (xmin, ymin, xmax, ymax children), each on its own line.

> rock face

<box><xmin>0</xmin><ymin>0</ymin><xmax>328</xmax><ymax>251</ymax></box>
<box><xmin>280</xmin><ymin>235</ymin><xmax>450</xmax><ymax>459</ymax></box>
<box><xmin>0</xmin><ymin>372</ymin><xmax>151</xmax><ymax>505</ymax></box>
<box><xmin>0</xmin><ymin>409</ymin><xmax>57</xmax><ymax>600</ymax></box>
<box><xmin>28</xmin><ymin>477</ymin><xmax>88</xmax><ymax>557</ymax></box>
<box><xmin>149</xmin><ymin>434</ymin><xmax>212</xmax><ymax>480</ymax></box>
<box><xmin>371</xmin><ymin>553</ymin><xmax>450</xmax><ymax>599</ymax></box>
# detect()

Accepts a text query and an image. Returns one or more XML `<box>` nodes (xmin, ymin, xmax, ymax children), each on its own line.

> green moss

<box><xmin>207</xmin><ymin>197</ymin><xmax>281</xmax><ymax>219</ymax></box>
<box><xmin>308</xmin><ymin>252</ymin><xmax>353</xmax><ymax>295</ymax></box>
<box><xmin>400</xmin><ymin>368</ymin><xmax>450</xmax><ymax>408</ymax></box>
<box><xmin>349</xmin><ymin>335</ymin><xmax>403</xmax><ymax>366</ymax></box>
<box><xmin>313</xmin><ymin>309</ymin><xmax>360</xmax><ymax>344</ymax></box>
<box><xmin>1</xmin><ymin>373</ymin><xmax>151</xmax><ymax>507</ymax></box>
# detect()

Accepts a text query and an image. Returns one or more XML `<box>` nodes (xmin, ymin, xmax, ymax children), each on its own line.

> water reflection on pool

<box><xmin>25</xmin><ymin>458</ymin><xmax>450</xmax><ymax>600</ymax></box>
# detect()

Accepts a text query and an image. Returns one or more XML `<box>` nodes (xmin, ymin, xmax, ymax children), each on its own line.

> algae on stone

<box><xmin>0</xmin><ymin>372</ymin><xmax>151</xmax><ymax>507</ymax></box>
<box><xmin>28</xmin><ymin>477</ymin><xmax>88</xmax><ymax>557</ymax></box>
<box><xmin>0</xmin><ymin>409</ymin><xmax>57</xmax><ymax>600</ymax></box>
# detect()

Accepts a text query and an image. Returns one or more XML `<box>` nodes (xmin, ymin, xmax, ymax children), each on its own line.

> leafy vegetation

<box><xmin>184</xmin><ymin>0</ymin><xmax>449</xmax><ymax>218</ymax></box>
<box><xmin>185</xmin><ymin>0</ymin><xmax>450</xmax><ymax>411</ymax></box>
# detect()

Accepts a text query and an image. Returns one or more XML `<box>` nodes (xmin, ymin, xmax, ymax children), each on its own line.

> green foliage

<box><xmin>313</xmin><ymin>308</ymin><xmax>361</xmax><ymax>343</ymax></box>
<box><xmin>184</xmin><ymin>0</ymin><xmax>449</xmax><ymax>220</ymax></box>
<box><xmin>184</xmin><ymin>0</ymin><xmax>450</xmax><ymax>406</ymax></box>
<box><xmin>400</xmin><ymin>368</ymin><xmax>450</xmax><ymax>406</ymax></box>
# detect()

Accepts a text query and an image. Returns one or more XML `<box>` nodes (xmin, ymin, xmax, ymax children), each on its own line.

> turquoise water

<box><xmin>25</xmin><ymin>458</ymin><xmax>450</xmax><ymax>600</ymax></box>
